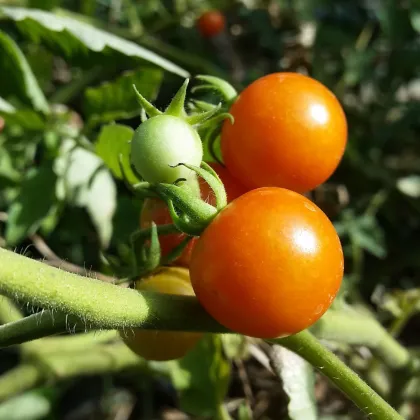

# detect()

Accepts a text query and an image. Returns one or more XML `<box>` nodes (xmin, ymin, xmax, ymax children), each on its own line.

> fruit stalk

<box><xmin>275</xmin><ymin>331</ymin><xmax>404</xmax><ymax>420</ymax></box>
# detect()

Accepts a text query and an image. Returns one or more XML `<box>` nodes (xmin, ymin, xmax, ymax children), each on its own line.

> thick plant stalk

<box><xmin>0</xmin><ymin>248</ymin><xmax>410</xmax><ymax>418</ymax></box>
<box><xmin>0</xmin><ymin>248</ymin><xmax>225</xmax><ymax>341</ymax></box>
<box><xmin>275</xmin><ymin>331</ymin><xmax>403</xmax><ymax>420</ymax></box>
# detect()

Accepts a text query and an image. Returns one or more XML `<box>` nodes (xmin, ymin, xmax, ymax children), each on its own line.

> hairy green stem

<box><xmin>0</xmin><ymin>249</ymin><xmax>412</xmax><ymax>417</ymax></box>
<box><xmin>275</xmin><ymin>331</ymin><xmax>403</xmax><ymax>420</ymax></box>
<box><xmin>0</xmin><ymin>311</ymin><xmax>74</xmax><ymax>347</ymax></box>
<box><xmin>0</xmin><ymin>248</ymin><xmax>224</xmax><ymax>348</ymax></box>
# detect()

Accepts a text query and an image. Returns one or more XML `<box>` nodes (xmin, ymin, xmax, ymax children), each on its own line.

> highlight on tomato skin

<box><xmin>119</xmin><ymin>267</ymin><xmax>202</xmax><ymax>361</ymax></box>
<box><xmin>189</xmin><ymin>187</ymin><xmax>344</xmax><ymax>339</ymax></box>
<box><xmin>139</xmin><ymin>162</ymin><xmax>249</xmax><ymax>267</ymax></box>
<box><xmin>197</xmin><ymin>10</ymin><xmax>226</xmax><ymax>38</ymax></box>
<box><xmin>221</xmin><ymin>72</ymin><xmax>348</xmax><ymax>194</ymax></box>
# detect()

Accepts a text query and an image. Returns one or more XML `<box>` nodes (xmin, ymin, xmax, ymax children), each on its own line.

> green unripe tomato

<box><xmin>130</xmin><ymin>115</ymin><xmax>203</xmax><ymax>184</ymax></box>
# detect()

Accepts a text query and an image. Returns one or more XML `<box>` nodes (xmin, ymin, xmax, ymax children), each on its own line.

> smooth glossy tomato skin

<box><xmin>221</xmin><ymin>72</ymin><xmax>347</xmax><ymax>193</ymax></box>
<box><xmin>190</xmin><ymin>187</ymin><xmax>344</xmax><ymax>339</ymax></box>
<box><xmin>120</xmin><ymin>267</ymin><xmax>202</xmax><ymax>361</ymax></box>
<box><xmin>140</xmin><ymin>163</ymin><xmax>248</xmax><ymax>267</ymax></box>
<box><xmin>197</xmin><ymin>10</ymin><xmax>226</xmax><ymax>38</ymax></box>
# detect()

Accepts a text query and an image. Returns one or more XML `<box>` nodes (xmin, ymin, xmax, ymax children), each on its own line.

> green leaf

<box><xmin>0</xmin><ymin>391</ymin><xmax>51</xmax><ymax>420</ymax></box>
<box><xmin>95</xmin><ymin>124</ymin><xmax>137</xmax><ymax>184</ymax></box>
<box><xmin>1</xmin><ymin>7</ymin><xmax>189</xmax><ymax>78</ymax></box>
<box><xmin>84</xmin><ymin>67</ymin><xmax>163</xmax><ymax>127</ymax></box>
<box><xmin>54</xmin><ymin>138</ymin><xmax>117</xmax><ymax>248</ymax></box>
<box><xmin>0</xmin><ymin>97</ymin><xmax>45</xmax><ymax>130</ymax></box>
<box><xmin>168</xmin><ymin>334</ymin><xmax>231</xmax><ymax>417</ymax></box>
<box><xmin>272</xmin><ymin>345</ymin><xmax>317</xmax><ymax>420</ymax></box>
<box><xmin>6</xmin><ymin>165</ymin><xmax>57</xmax><ymax>245</ymax></box>
<box><xmin>0</xmin><ymin>30</ymin><xmax>49</xmax><ymax>113</ymax></box>
<box><xmin>0</xmin><ymin>149</ymin><xmax>21</xmax><ymax>182</ymax></box>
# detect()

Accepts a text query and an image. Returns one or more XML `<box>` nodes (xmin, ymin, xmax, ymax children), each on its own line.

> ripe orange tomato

<box><xmin>120</xmin><ymin>267</ymin><xmax>202</xmax><ymax>361</ymax></box>
<box><xmin>221</xmin><ymin>72</ymin><xmax>348</xmax><ymax>193</ymax></box>
<box><xmin>140</xmin><ymin>162</ymin><xmax>248</xmax><ymax>267</ymax></box>
<box><xmin>197</xmin><ymin>10</ymin><xmax>226</xmax><ymax>38</ymax></box>
<box><xmin>189</xmin><ymin>187</ymin><xmax>344</xmax><ymax>339</ymax></box>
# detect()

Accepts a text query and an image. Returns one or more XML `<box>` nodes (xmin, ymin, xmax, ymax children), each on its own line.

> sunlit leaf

<box><xmin>95</xmin><ymin>124</ymin><xmax>137</xmax><ymax>184</ymax></box>
<box><xmin>84</xmin><ymin>67</ymin><xmax>163</xmax><ymax>127</ymax></box>
<box><xmin>272</xmin><ymin>345</ymin><xmax>317</xmax><ymax>420</ymax></box>
<box><xmin>0</xmin><ymin>30</ymin><xmax>48</xmax><ymax>113</ymax></box>
<box><xmin>1</xmin><ymin>7</ymin><xmax>189</xmax><ymax>77</ymax></box>
<box><xmin>54</xmin><ymin>138</ymin><xmax>117</xmax><ymax>248</ymax></box>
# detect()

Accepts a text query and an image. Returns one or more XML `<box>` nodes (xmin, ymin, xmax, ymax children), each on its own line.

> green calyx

<box><xmin>130</xmin><ymin>162</ymin><xmax>224</xmax><ymax>236</ymax></box>
<box><xmin>124</xmin><ymin>77</ymin><xmax>233</xmax><ymax>278</ymax></box>
<box><xmin>130</xmin><ymin>78</ymin><xmax>232</xmax><ymax>185</ymax></box>
<box><xmin>118</xmin><ymin>161</ymin><xmax>226</xmax><ymax>279</ymax></box>
<box><xmin>132</xmin><ymin>78</ymin><xmax>224</xmax><ymax>127</ymax></box>
<box><xmin>192</xmin><ymin>75</ymin><xmax>238</xmax><ymax>104</ymax></box>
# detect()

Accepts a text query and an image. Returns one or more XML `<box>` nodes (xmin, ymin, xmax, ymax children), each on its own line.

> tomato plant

<box><xmin>120</xmin><ymin>267</ymin><xmax>202</xmax><ymax>361</ymax></box>
<box><xmin>140</xmin><ymin>162</ymin><xmax>248</xmax><ymax>266</ymax></box>
<box><xmin>131</xmin><ymin>114</ymin><xmax>203</xmax><ymax>184</ymax></box>
<box><xmin>197</xmin><ymin>10</ymin><xmax>226</xmax><ymax>38</ymax></box>
<box><xmin>189</xmin><ymin>187</ymin><xmax>344</xmax><ymax>339</ymax></box>
<box><xmin>221</xmin><ymin>72</ymin><xmax>348</xmax><ymax>193</ymax></box>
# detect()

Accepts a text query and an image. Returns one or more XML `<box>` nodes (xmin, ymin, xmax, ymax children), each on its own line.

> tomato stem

<box><xmin>274</xmin><ymin>331</ymin><xmax>404</xmax><ymax>420</ymax></box>
<box><xmin>0</xmin><ymin>248</ymin><xmax>414</xmax><ymax>418</ymax></box>
<box><xmin>194</xmin><ymin>75</ymin><xmax>238</xmax><ymax>103</ymax></box>
<box><xmin>165</xmin><ymin>78</ymin><xmax>189</xmax><ymax>117</ymax></box>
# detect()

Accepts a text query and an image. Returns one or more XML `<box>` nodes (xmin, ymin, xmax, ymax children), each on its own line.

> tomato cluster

<box><xmin>140</xmin><ymin>162</ymin><xmax>248</xmax><ymax>267</ymax></box>
<box><xmin>124</xmin><ymin>72</ymin><xmax>346</xmax><ymax>361</ymax></box>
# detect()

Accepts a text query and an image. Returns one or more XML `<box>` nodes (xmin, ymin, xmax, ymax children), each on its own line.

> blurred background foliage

<box><xmin>0</xmin><ymin>0</ymin><xmax>420</xmax><ymax>419</ymax></box>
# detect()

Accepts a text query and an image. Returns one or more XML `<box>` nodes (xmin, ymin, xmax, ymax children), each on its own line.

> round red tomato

<box><xmin>189</xmin><ymin>187</ymin><xmax>344</xmax><ymax>339</ymax></box>
<box><xmin>197</xmin><ymin>10</ymin><xmax>226</xmax><ymax>38</ymax></box>
<box><xmin>140</xmin><ymin>162</ymin><xmax>248</xmax><ymax>267</ymax></box>
<box><xmin>221</xmin><ymin>72</ymin><xmax>348</xmax><ymax>193</ymax></box>
<box><xmin>120</xmin><ymin>267</ymin><xmax>202</xmax><ymax>361</ymax></box>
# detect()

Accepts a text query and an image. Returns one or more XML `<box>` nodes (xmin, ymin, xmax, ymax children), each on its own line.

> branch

<box><xmin>0</xmin><ymin>248</ymin><xmax>225</xmax><ymax>348</ymax></box>
<box><xmin>0</xmin><ymin>249</ymin><xmax>412</xmax><ymax>418</ymax></box>
<box><xmin>0</xmin><ymin>311</ymin><xmax>76</xmax><ymax>347</ymax></box>
<box><xmin>275</xmin><ymin>331</ymin><xmax>403</xmax><ymax>420</ymax></box>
